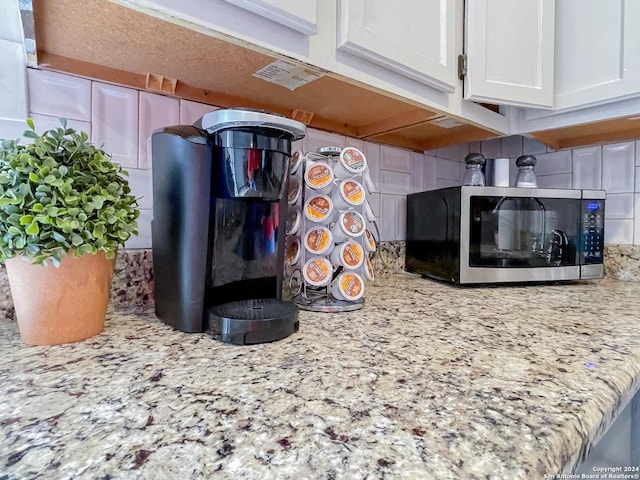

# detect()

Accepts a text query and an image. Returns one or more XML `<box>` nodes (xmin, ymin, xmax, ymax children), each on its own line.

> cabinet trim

<box><xmin>222</xmin><ymin>0</ymin><xmax>318</xmax><ymax>35</ymax></box>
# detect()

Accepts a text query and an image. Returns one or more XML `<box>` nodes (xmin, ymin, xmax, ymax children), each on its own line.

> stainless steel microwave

<box><xmin>406</xmin><ymin>186</ymin><xmax>606</xmax><ymax>284</ymax></box>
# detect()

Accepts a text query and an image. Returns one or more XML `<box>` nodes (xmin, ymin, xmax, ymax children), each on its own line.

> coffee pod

<box><xmin>364</xmin><ymin>229</ymin><xmax>377</xmax><ymax>253</ymax></box>
<box><xmin>331</xmin><ymin>179</ymin><xmax>366</xmax><ymax>210</ymax></box>
<box><xmin>304</xmin><ymin>226</ymin><xmax>334</xmax><ymax>256</ymax></box>
<box><xmin>331</xmin><ymin>272</ymin><xmax>365</xmax><ymax>301</ymax></box>
<box><xmin>304</xmin><ymin>194</ymin><xmax>334</xmax><ymax>224</ymax></box>
<box><xmin>286</xmin><ymin>208</ymin><xmax>301</xmax><ymax>236</ymax></box>
<box><xmin>330</xmin><ymin>240</ymin><xmax>364</xmax><ymax>270</ymax></box>
<box><xmin>334</xmin><ymin>147</ymin><xmax>367</xmax><ymax>178</ymax></box>
<box><xmin>288</xmin><ymin>176</ymin><xmax>302</xmax><ymax>206</ymax></box>
<box><xmin>285</xmin><ymin>238</ymin><xmax>301</xmax><ymax>267</ymax></box>
<box><xmin>290</xmin><ymin>150</ymin><xmax>303</xmax><ymax>176</ymax></box>
<box><xmin>362</xmin><ymin>256</ymin><xmax>375</xmax><ymax>282</ymax></box>
<box><xmin>304</xmin><ymin>161</ymin><xmax>334</xmax><ymax>192</ymax></box>
<box><xmin>302</xmin><ymin>257</ymin><xmax>333</xmax><ymax>287</ymax></box>
<box><xmin>331</xmin><ymin>210</ymin><xmax>365</xmax><ymax>243</ymax></box>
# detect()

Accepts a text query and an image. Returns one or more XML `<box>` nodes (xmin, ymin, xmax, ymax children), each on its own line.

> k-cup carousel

<box><xmin>284</xmin><ymin>146</ymin><xmax>378</xmax><ymax>313</ymax></box>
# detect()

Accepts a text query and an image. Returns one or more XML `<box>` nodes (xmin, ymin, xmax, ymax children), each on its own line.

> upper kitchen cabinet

<box><xmin>512</xmin><ymin>0</ymin><xmax>640</xmax><ymax>148</ymax></box>
<box><xmin>463</xmin><ymin>0</ymin><xmax>555</xmax><ymax>109</ymax></box>
<box><xmin>552</xmin><ymin>0</ymin><xmax>640</xmax><ymax>111</ymax></box>
<box><xmin>222</xmin><ymin>0</ymin><xmax>317</xmax><ymax>35</ymax></box>
<box><xmin>336</xmin><ymin>0</ymin><xmax>458</xmax><ymax>94</ymax></box>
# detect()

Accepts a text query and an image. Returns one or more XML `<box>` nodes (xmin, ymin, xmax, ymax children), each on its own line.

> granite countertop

<box><xmin>2</xmin><ymin>274</ymin><xmax>640</xmax><ymax>479</ymax></box>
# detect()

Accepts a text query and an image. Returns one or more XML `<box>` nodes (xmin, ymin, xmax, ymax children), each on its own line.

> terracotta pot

<box><xmin>5</xmin><ymin>251</ymin><xmax>116</xmax><ymax>346</ymax></box>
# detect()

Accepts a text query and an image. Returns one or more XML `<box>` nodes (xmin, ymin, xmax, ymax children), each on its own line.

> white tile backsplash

<box><xmin>379</xmin><ymin>194</ymin><xmax>399</xmax><ymax>241</ymax></box>
<box><xmin>0</xmin><ymin>39</ymin><xmax>28</xmax><ymax>121</ymax></box>
<box><xmin>424</xmin><ymin>155</ymin><xmax>437</xmax><ymax>190</ymax></box>
<box><xmin>435</xmin><ymin>158</ymin><xmax>459</xmax><ymax>182</ymax></box>
<box><xmin>303</xmin><ymin>129</ymin><xmax>345</xmax><ymax>153</ymax></box>
<box><xmin>364</xmin><ymin>141</ymin><xmax>381</xmax><ymax>193</ymax></box>
<box><xmin>138</xmin><ymin>92</ymin><xmax>179</xmax><ymax>169</ymax></box>
<box><xmin>501</xmin><ymin>136</ymin><xmax>523</xmax><ymax>158</ymax></box>
<box><xmin>345</xmin><ymin>137</ymin><xmax>364</xmax><ymax>151</ymax></box>
<box><xmin>381</xmin><ymin>145</ymin><xmax>412</xmax><ymax>173</ymax></box>
<box><xmin>605</xmin><ymin>218</ymin><xmax>634</xmax><ymax>245</ymax></box>
<box><xmin>127</xmin><ymin>168</ymin><xmax>154</xmax><ymax>210</ymax></box>
<box><xmin>396</xmin><ymin>196</ymin><xmax>407</xmax><ymax>241</ymax></box>
<box><xmin>534</xmin><ymin>151</ymin><xmax>572</xmax><ymax>176</ymax></box>
<box><xmin>410</xmin><ymin>153</ymin><xmax>426</xmax><ymax>193</ymax></box>
<box><xmin>481</xmin><ymin>138</ymin><xmax>501</xmax><ymax>159</ymax></box>
<box><xmin>29</xmin><ymin>113</ymin><xmax>91</xmax><ymax>139</ymax></box>
<box><xmin>1</xmin><ymin>2</ymin><xmax>24</xmax><ymax>43</ymax></box>
<box><xmin>367</xmin><ymin>193</ymin><xmax>380</xmax><ymax>220</ymax></box>
<box><xmin>28</xmin><ymin>69</ymin><xmax>91</xmax><ymax>121</ymax></box>
<box><xmin>436</xmin><ymin>178</ymin><xmax>459</xmax><ymax>189</ymax></box>
<box><xmin>537</xmin><ymin>173</ymin><xmax>572</xmax><ymax>189</ymax></box>
<box><xmin>605</xmin><ymin>193</ymin><xmax>634</xmax><ymax>219</ymax></box>
<box><xmin>635</xmin><ymin>194</ymin><xmax>640</xmax><ymax>245</ymax></box>
<box><xmin>522</xmin><ymin>136</ymin><xmax>547</xmax><ymax>155</ymax></box>
<box><xmin>24</xmin><ymin>69</ymin><xmax>640</xmax><ymax>250</ymax></box>
<box><xmin>92</xmin><ymin>82</ymin><xmax>139</xmax><ymax>169</ymax></box>
<box><xmin>380</xmin><ymin>170</ymin><xmax>412</xmax><ymax>195</ymax></box>
<box><xmin>0</xmin><ymin>118</ymin><xmax>28</xmax><ymax>140</ymax></box>
<box><xmin>603</xmin><ymin>142</ymin><xmax>635</xmax><ymax>193</ymax></box>
<box><xmin>179</xmin><ymin>100</ymin><xmax>217</xmax><ymax>125</ymax></box>
<box><xmin>125</xmin><ymin>208</ymin><xmax>152</xmax><ymax>249</ymax></box>
<box><xmin>573</xmin><ymin>146</ymin><xmax>602</xmax><ymax>190</ymax></box>
<box><xmin>435</xmin><ymin>143</ymin><xmax>468</xmax><ymax>162</ymax></box>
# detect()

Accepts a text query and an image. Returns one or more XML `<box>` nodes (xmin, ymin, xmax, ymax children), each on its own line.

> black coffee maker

<box><xmin>151</xmin><ymin>108</ymin><xmax>306</xmax><ymax>344</ymax></box>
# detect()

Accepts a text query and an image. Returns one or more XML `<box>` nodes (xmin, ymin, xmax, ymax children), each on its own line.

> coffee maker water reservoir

<box><xmin>151</xmin><ymin>109</ymin><xmax>306</xmax><ymax>344</ymax></box>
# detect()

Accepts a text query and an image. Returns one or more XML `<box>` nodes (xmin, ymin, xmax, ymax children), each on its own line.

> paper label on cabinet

<box><xmin>253</xmin><ymin>60</ymin><xmax>325</xmax><ymax>91</ymax></box>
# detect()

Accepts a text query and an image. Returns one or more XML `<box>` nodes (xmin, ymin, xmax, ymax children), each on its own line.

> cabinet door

<box><xmin>223</xmin><ymin>0</ymin><xmax>317</xmax><ymax>35</ymax></box>
<box><xmin>464</xmin><ymin>0</ymin><xmax>555</xmax><ymax>108</ymax></box>
<box><xmin>337</xmin><ymin>0</ymin><xmax>459</xmax><ymax>93</ymax></box>
<box><xmin>553</xmin><ymin>0</ymin><xmax>640</xmax><ymax>111</ymax></box>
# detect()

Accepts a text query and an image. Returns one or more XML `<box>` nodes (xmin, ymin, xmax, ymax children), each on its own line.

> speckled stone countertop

<box><xmin>2</xmin><ymin>274</ymin><xmax>640</xmax><ymax>479</ymax></box>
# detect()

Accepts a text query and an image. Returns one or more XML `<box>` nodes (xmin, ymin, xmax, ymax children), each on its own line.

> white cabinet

<box><xmin>552</xmin><ymin>0</ymin><xmax>640</xmax><ymax>111</ymax></box>
<box><xmin>336</xmin><ymin>0</ymin><xmax>459</xmax><ymax>93</ymax></box>
<box><xmin>508</xmin><ymin>0</ymin><xmax>640</xmax><ymax>136</ymax></box>
<box><xmin>464</xmin><ymin>0</ymin><xmax>555</xmax><ymax>109</ymax></box>
<box><xmin>222</xmin><ymin>0</ymin><xmax>317</xmax><ymax>35</ymax></box>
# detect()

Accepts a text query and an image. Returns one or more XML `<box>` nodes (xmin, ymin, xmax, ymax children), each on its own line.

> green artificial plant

<box><xmin>0</xmin><ymin>118</ymin><xmax>139</xmax><ymax>266</ymax></box>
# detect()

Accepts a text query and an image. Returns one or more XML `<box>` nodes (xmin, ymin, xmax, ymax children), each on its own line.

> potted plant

<box><xmin>0</xmin><ymin>118</ymin><xmax>139</xmax><ymax>345</ymax></box>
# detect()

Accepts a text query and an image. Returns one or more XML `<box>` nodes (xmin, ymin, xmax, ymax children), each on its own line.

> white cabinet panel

<box><xmin>0</xmin><ymin>39</ymin><xmax>27</xmax><ymax>121</ymax></box>
<box><xmin>554</xmin><ymin>0</ymin><xmax>640</xmax><ymax>110</ymax></box>
<box><xmin>28</xmin><ymin>69</ymin><xmax>91</xmax><ymax>121</ymax></box>
<box><xmin>337</xmin><ymin>0</ymin><xmax>459</xmax><ymax>93</ymax></box>
<box><xmin>139</xmin><ymin>92</ymin><xmax>179</xmax><ymax>169</ymax></box>
<box><xmin>465</xmin><ymin>0</ymin><xmax>555</xmax><ymax>108</ymax></box>
<box><xmin>92</xmin><ymin>82</ymin><xmax>139</xmax><ymax>169</ymax></box>
<box><xmin>223</xmin><ymin>0</ymin><xmax>317</xmax><ymax>35</ymax></box>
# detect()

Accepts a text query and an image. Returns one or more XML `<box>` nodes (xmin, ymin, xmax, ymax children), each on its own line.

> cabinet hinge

<box><xmin>458</xmin><ymin>54</ymin><xmax>467</xmax><ymax>80</ymax></box>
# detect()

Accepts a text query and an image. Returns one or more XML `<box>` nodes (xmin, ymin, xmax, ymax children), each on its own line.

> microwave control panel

<box><xmin>581</xmin><ymin>199</ymin><xmax>604</xmax><ymax>264</ymax></box>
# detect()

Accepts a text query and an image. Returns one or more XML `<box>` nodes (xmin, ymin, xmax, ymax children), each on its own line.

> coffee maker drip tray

<box><xmin>207</xmin><ymin>299</ymin><xmax>299</xmax><ymax>345</ymax></box>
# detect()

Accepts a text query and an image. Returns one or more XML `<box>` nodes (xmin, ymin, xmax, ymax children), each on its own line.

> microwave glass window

<box><xmin>469</xmin><ymin>196</ymin><xmax>580</xmax><ymax>268</ymax></box>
